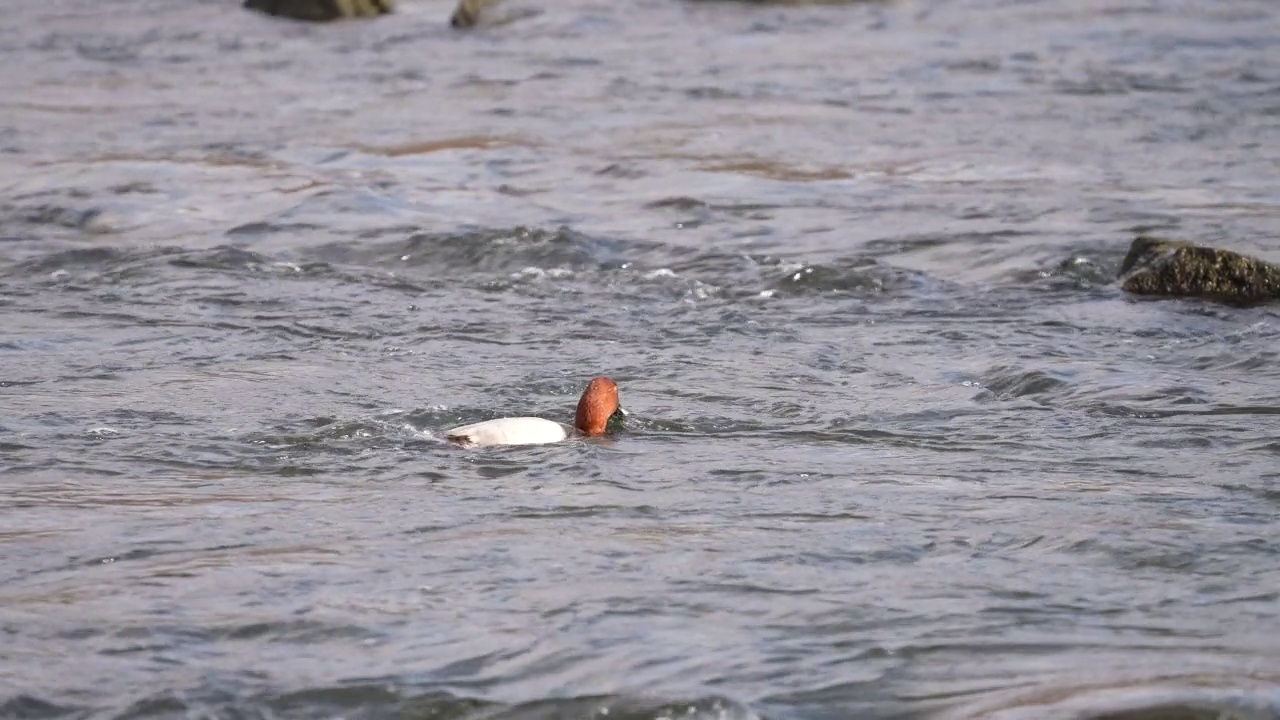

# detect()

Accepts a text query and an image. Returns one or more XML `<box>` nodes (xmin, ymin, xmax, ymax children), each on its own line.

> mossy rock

<box><xmin>245</xmin><ymin>0</ymin><xmax>393</xmax><ymax>21</ymax></box>
<box><xmin>1119</xmin><ymin>235</ymin><xmax>1280</xmax><ymax>305</ymax></box>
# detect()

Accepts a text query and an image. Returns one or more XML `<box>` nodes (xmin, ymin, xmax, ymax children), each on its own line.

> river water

<box><xmin>2</xmin><ymin>0</ymin><xmax>1280</xmax><ymax>718</ymax></box>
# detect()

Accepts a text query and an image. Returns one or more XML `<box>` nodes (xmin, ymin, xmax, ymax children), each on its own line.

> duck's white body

<box><xmin>446</xmin><ymin>416</ymin><xmax>570</xmax><ymax>447</ymax></box>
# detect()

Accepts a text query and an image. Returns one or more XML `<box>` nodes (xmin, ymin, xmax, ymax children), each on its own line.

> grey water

<box><xmin>2</xmin><ymin>0</ymin><xmax>1279</xmax><ymax>718</ymax></box>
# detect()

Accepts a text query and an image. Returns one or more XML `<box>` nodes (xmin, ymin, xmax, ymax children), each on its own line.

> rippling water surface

<box><xmin>3</xmin><ymin>1</ymin><xmax>1280</xmax><ymax>718</ymax></box>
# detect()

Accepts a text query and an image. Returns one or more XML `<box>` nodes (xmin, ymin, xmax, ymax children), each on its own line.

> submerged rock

<box><xmin>244</xmin><ymin>0</ymin><xmax>393</xmax><ymax>22</ymax></box>
<box><xmin>1118</xmin><ymin>235</ymin><xmax>1280</xmax><ymax>305</ymax></box>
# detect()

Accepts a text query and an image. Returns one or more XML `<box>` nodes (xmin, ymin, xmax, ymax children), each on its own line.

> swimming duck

<box><xmin>446</xmin><ymin>376</ymin><xmax>625</xmax><ymax>447</ymax></box>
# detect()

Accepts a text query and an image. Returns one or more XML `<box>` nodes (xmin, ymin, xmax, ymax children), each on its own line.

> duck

<box><xmin>446</xmin><ymin>376</ymin><xmax>626</xmax><ymax>447</ymax></box>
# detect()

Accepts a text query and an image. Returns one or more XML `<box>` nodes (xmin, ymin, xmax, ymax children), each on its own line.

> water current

<box><xmin>2</xmin><ymin>0</ymin><xmax>1279</xmax><ymax>718</ymax></box>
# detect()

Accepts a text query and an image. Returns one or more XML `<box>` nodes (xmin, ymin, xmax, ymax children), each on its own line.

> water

<box><xmin>2</xmin><ymin>0</ymin><xmax>1279</xmax><ymax>718</ymax></box>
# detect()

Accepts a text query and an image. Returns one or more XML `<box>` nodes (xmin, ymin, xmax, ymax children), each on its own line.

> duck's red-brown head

<box><xmin>574</xmin><ymin>376</ymin><xmax>624</xmax><ymax>436</ymax></box>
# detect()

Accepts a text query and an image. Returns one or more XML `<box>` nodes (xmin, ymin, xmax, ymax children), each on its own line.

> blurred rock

<box><xmin>690</xmin><ymin>0</ymin><xmax>892</xmax><ymax>3</ymax></box>
<box><xmin>449</xmin><ymin>0</ymin><xmax>887</xmax><ymax>28</ymax></box>
<box><xmin>451</xmin><ymin>0</ymin><xmax>490</xmax><ymax>27</ymax></box>
<box><xmin>244</xmin><ymin>0</ymin><xmax>393</xmax><ymax>22</ymax></box>
<box><xmin>451</xmin><ymin>0</ymin><xmax>539</xmax><ymax>28</ymax></box>
<box><xmin>1119</xmin><ymin>235</ymin><xmax>1280</xmax><ymax>304</ymax></box>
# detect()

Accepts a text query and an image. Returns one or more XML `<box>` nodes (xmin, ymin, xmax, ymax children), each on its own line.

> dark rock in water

<box><xmin>244</xmin><ymin>0</ymin><xmax>393</xmax><ymax>21</ymax></box>
<box><xmin>1118</xmin><ymin>235</ymin><xmax>1280</xmax><ymax>305</ymax></box>
<box><xmin>451</xmin><ymin>0</ymin><xmax>488</xmax><ymax>27</ymax></box>
<box><xmin>450</xmin><ymin>0</ymin><xmax>886</xmax><ymax>28</ymax></box>
<box><xmin>451</xmin><ymin>0</ymin><xmax>536</xmax><ymax>28</ymax></box>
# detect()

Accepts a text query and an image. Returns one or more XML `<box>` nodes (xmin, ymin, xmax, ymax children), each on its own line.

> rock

<box><xmin>1119</xmin><ymin>235</ymin><xmax>1280</xmax><ymax>304</ymax></box>
<box><xmin>451</xmin><ymin>0</ymin><xmax>491</xmax><ymax>27</ymax></box>
<box><xmin>688</xmin><ymin>0</ymin><xmax>892</xmax><ymax>3</ymax></box>
<box><xmin>451</xmin><ymin>0</ymin><xmax>540</xmax><ymax>28</ymax></box>
<box><xmin>448</xmin><ymin>0</ymin><xmax>888</xmax><ymax>28</ymax></box>
<box><xmin>244</xmin><ymin>0</ymin><xmax>393</xmax><ymax>22</ymax></box>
